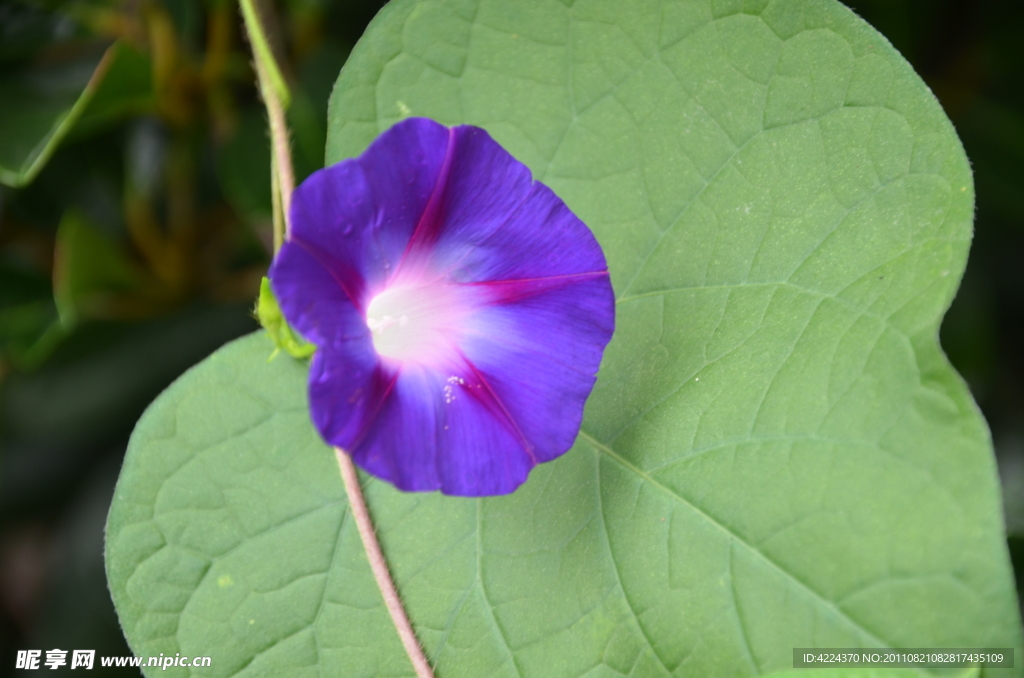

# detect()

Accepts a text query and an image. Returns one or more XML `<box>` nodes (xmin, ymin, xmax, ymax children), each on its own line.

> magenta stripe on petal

<box><xmin>270</xmin><ymin>117</ymin><xmax>615</xmax><ymax>496</ymax></box>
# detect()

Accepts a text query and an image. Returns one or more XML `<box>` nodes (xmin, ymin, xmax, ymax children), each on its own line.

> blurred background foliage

<box><xmin>0</xmin><ymin>0</ymin><xmax>1021</xmax><ymax>671</ymax></box>
<box><xmin>0</xmin><ymin>0</ymin><xmax>383</xmax><ymax>669</ymax></box>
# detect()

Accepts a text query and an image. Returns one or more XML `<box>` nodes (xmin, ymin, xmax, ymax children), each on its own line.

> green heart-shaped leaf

<box><xmin>107</xmin><ymin>0</ymin><xmax>1023</xmax><ymax>675</ymax></box>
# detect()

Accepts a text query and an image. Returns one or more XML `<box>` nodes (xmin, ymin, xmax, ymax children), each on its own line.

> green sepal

<box><xmin>255</xmin><ymin>276</ymin><xmax>316</xmax><ymax>360</ymax></box>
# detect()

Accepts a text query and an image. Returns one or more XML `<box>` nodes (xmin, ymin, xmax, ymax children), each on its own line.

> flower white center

<box><xmin>365</xmin><ymin>284</ymin><xmax>466</xmax><ymax>364</ymax></box>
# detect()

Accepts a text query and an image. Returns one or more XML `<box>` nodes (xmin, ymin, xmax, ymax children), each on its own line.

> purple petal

<box><xmin>459</xmin><ymin>276</ymin><xmax>615</xmax><ymax>465</ymax></box>
<box><xmin>347</xmin><ymin>363</ymin><xmax>535</xmax><ymax>496</ymax></box>
<box><xmin>271</xmin><ymin>117</ymin><xmax>615</xmax><ymax>496</ymax></box>
<box><xmin>269</xmin><ymin>242</ymin><xmax>368</xmax><ymax>348</ymax></box>
<box><xmin>305</xmin><ymin>332</ymin><xmax>389</xmax><ymax>446</ymax></box>
<box><xmin>284</xmin><ymin>118</ymin><xmax>450</xmax><ymax>310</ymax></box>
<box><xmin>421</xmin><ymin>127</ymin><xmax>610</xmax><ymax>284</ymax></box>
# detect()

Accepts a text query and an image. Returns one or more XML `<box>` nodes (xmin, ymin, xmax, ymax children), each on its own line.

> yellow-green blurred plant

<box><xmin>0</xmin><ymin>0</ymin><xmax>353</xmax><ymax>371</ymax></box>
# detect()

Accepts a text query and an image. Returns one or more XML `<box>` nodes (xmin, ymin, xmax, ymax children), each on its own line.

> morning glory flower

<box><xmin>269</xmin><ymin>117</ymin><xmax>614</xmax><ymax>496</ymax></box>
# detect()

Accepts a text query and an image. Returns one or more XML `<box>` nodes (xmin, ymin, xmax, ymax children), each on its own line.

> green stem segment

<box><xmin>238</xmin><ymin>0</ymin><xmax>291</xmax><ymax>109</ymax></box>
<box><xmin>253</xmin><ymin>53</ymin><xmax>293</xmax><ymax>249</ymax></box>
<box><xmin>241</xmin><ymin>0</ymin><xmax>293</xmax><ymax>249</ymax></box>
<box><xmin>240</xmin><ymin>5</ymin><xmax>434</xmax><ymax>676</ymax></box>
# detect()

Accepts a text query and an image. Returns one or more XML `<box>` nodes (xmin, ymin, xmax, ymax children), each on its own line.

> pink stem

<box><xmin>334</xmin><ymin>447</ymin><xmax>436</xmax><ymax>678</ymax></box>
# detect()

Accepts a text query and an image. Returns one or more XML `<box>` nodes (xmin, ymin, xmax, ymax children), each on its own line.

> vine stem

<box><xmin>253</xmin><ymin>53</ymin><xmax>293</xmax><ymax>247</ymax></box>
<box><xmin>240</xmin><ymin>0</ymin><xmax>293</xmax><ymax>247</ymax></box>
<box><xmin>335</xmin><ymin>448</ymin><xmax>436</xmax><ymax>678</ymax></box>
<box><xmin>240</xmin><ymin>3</ymin><xmax>435</xmax><ymax>675</ymax></box>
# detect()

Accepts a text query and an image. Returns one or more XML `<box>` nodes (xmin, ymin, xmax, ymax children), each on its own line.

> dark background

<box><xmin>0</xmin><ymin>0</ymin><xmax>1021</xmax><ymax>673</ymax></box>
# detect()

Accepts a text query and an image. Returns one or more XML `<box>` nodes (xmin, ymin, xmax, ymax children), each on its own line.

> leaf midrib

<box><xmin>578</xmin><ymin>429</ymin><xmax>890</xmax><ymax>650</ymax></box>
